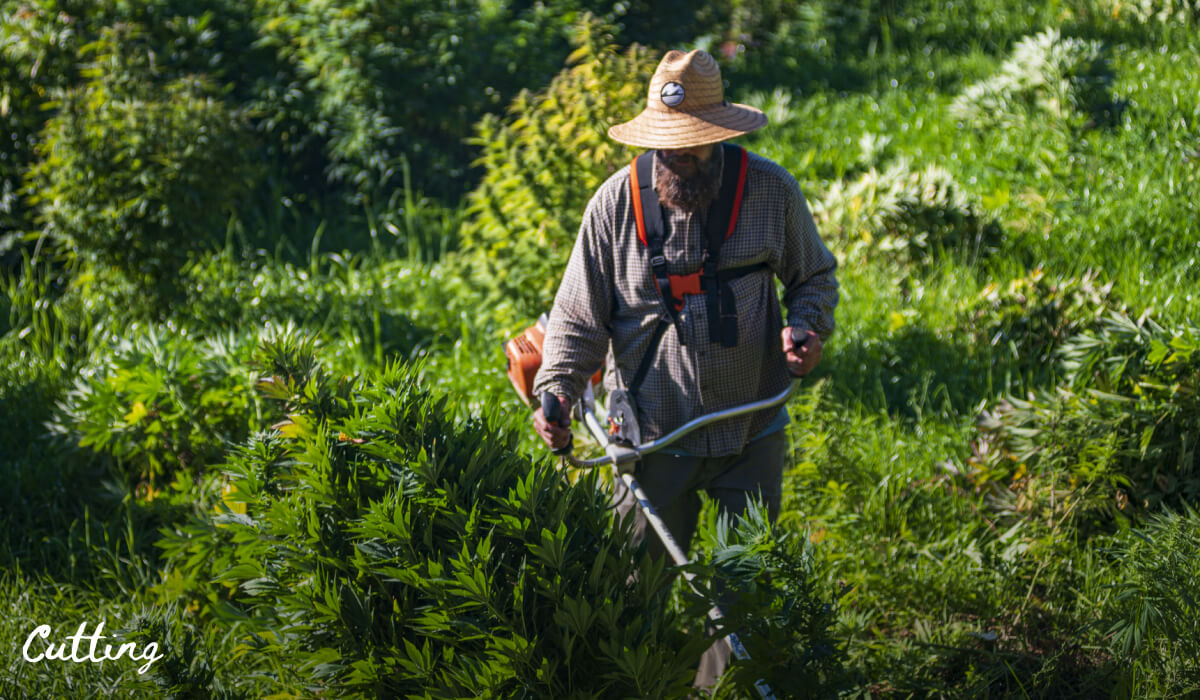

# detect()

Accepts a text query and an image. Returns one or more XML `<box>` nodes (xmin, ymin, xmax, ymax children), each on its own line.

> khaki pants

<box><xmin>611</xmin><ymin>429</ymin><xmax>786</xmax><ymax>691</ymax></box>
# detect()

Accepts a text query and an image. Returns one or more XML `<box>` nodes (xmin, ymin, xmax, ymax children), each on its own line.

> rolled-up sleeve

<box><xmin>532</xmin><ymin>191</ymin><xmax>615</xmax><ymax>405</ymax></box>
<box><xmin>777</xmin><ymin>178</ymin><xmax>839</xmax><ymax>340</ymax></box>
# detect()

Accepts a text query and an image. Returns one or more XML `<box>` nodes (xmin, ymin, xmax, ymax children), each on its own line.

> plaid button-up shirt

<box><xmin>533</xmin><ymin>147</ymin><xmax>839</xmax><ymax>457</ymax></box>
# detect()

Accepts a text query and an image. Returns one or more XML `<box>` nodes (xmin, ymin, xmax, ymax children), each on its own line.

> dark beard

<box><xmin>653</xmin><ymin>148</ymin><xmax>722</xmax><ymax>213</ymax></box>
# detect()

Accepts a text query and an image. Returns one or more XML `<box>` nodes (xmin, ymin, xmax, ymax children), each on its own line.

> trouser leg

<box><xmin>693</xmin><ymin>430</ymin><xmax>788</xmax><ymax>691</ymax></box>
<box><xmin>611</xmin><ymin>451</ymin><xmax>703</xmax><ymax>564</ymax></box>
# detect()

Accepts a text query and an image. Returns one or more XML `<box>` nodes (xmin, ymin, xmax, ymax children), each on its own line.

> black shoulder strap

<box><xmin>634</xmin><ymin>152</ymin><xmax>678</xmax><ymax>329</ymax></box>
<box><xmin>702</xmin><ymin>143</ymin><xmax>747</xmax><ymax>347</ymax></box>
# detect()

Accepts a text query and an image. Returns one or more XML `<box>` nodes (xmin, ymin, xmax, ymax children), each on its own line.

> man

<box><xmin>531</xmin><ymin>49</ymin><xmax>838</xmax><ymax>688</ymax></box>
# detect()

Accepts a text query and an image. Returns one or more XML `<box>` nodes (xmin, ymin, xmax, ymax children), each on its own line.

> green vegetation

<box><xmin>4</xmin><ymin>1</ymin><xmax>1200</xmax><ymax>697</ymax></box>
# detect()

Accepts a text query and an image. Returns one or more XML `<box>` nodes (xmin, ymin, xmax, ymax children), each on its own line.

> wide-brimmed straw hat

<box><xmin>607</xmin><ymin>49</ymin><xmax>767</xmax><ymax>149</ymax></box>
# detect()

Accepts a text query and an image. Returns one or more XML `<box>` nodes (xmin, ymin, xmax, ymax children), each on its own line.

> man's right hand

<box><xmin>533</xmin><ymin>394</ymin><xmax>573</xmax><ymax>450</ymax></box>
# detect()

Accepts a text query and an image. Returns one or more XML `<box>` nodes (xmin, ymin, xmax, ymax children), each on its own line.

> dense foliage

<box><xmin>971</xmin><ymin>312</ymin><xmax>1200</xmax><ymax>531</ymax></box>
<box><xmin>149</xmin><ymin>332</ymin><xmax>839</xmax><ymax>697</ymax></box>
<box><xmin>50</xmin><ymin>326</ymin><xmax>271</xmax><ymax>492</ymax></box>
<box><xmin>30</xmin><ymin>65</ymin><xmax>258</xmax><ymax>303</ymax></box>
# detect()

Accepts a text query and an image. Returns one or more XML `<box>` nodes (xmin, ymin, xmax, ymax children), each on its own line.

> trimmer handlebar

<box><xmin>539</xmin><ymin>328</ymin><xmax>811</xmax><ymax>469</ymax></box>
<box><xmin>790</xmin><ymin>325</ymin><xmax>808</xmax><ymax>351</ymax></box>
<box><xmin>563</xmin><ymin>377</ymin><xmax>802</xmax><ymax>472</ymax></box>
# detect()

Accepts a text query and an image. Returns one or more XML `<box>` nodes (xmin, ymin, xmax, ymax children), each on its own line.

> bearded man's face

<box><xmin>654</xmin><ymin>143</ymin><xmax>721</xmax><ymax>213</ymax></box>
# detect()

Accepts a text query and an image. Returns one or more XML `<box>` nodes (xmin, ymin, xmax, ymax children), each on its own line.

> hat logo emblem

<box><xmin>660</xmin><ymin>82</ymin><xmax>685</xmax><ymax>107</ymax></box>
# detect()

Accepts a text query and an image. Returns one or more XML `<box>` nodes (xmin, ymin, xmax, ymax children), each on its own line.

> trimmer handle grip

<box><xmin>786</xmin><ymin>327</ymin><xmax>814</xmax><ymax>378</ymax></box>
<box><xmin>791</xmin><ymin>326</ymin><xmax>812</xmax><ymax>351</ymax></box>
<box><xmin>541</xmin><ymin>392</ymin><xmax>573</xmax><ymax>456</ymax></box>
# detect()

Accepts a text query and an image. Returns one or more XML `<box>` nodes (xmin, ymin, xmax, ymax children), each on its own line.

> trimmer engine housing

<box><xmin>504</xmin><ymin>313</ymin><xmax>601</xmax><ymax>407</ymax></box>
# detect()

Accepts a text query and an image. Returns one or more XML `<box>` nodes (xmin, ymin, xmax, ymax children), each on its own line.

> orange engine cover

<box><xmin>505</xmin><ymin>317</ymin><xmax>602</xmax><ymax>406</ymax></box>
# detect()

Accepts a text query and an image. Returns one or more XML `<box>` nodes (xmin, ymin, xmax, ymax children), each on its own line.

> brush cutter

<box><xmin>505</xmin><ymin>317</ymin><xmax>810</xmax><ymax>700</ymax></box>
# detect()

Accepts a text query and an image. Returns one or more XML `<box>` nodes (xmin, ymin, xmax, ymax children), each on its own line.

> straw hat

<box><xmin>607</xmin><ymin>49</ymin><xmax>767</xmax><ymax>149</ymax></box>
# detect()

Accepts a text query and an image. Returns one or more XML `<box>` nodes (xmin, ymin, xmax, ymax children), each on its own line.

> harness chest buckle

<box><xmin>667</xmin><ymin>272</ymin><xmax>703</xmax><ymax>298</ymax></box>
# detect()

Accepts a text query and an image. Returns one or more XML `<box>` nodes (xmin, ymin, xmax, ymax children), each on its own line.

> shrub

<box><xmin>455</xmin><ymin>16</ymin><xmax>655</xmax><ymax>327</ymax></box>
<box><xmin>949</xmin><ymin>29</ymin><xmax>1117</xmax><ymax>128</ymax></box>
<box><xmin>813</xmin><ymin>159</ymin><xmax>1003</xmax><ymax>266</ymax></box>
<box><xmin>248</xmin><ymin>0</ymin><xmax>622</xmax><ymax>203</ymax></box>
<box><xmin>968</xmin><ymin>312</ymin><xmax>1200</xmax><ymax>530</ymax></box>
<box><xmin>155</xmin><ymin>329</ymin><xmax>840</xmax><ymax>697</ymax></box>
<box><xmin>157</xmin><ymin>336</ymin><xmax>702</xmax><ymax>697</ymax></box>
<box><xmin>25</xmin><ymin>25</ymin><xmax>260</xmax><ymax>308</ymax></box>
<box><xmin>2</xmin><ymin>1</ymin><xmax>274</xmax><ymax>255</ymax></box>
<box><xmin>695</xmin><ymin>504</ymin><xmax>845</xmax><ymax>698</ymax></box>
<box><xmin>1103</xmin><ymin>507</ymin><xmax>1200</xmax><ymax>691</ymax></box>
<box><xmin>49</xmin><ymin>325</ymin><xmax>273</xmax><ymax>495</ymax></box>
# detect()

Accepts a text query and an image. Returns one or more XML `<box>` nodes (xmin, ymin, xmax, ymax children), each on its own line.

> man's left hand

<box><xmin>782</xmin><ymin>327</ymin><xmax>822</xmax><ymax>377</ymax></box>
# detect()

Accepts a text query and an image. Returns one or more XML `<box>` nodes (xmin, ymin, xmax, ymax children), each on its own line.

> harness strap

<box><xmin>629</xmin><ymin>318</ymin><xmax>671</xmax><ymax>397</ymax></box>
<box><xmin>626</xmin><ymin>144</ymin><xmax>751</xmax><ymax>397</ymax></box>
<box><xmin>703</xmin><ymin>145</ymin><xmax>749</xmax><ymax>347</ymax></box>
<box><xmin>631</xmin><ymin>152</ymin><xmax>677</xmax><ymax>329</ymax></box>
<box><xmin>666</xmin><ymin>262</ymin><xmax>769</xmax><ymax>311</ymax></box>
<box><xmin>630</xmin><ymin>146</ymin><xmax>749</xmax><ymax>330</ymax></box>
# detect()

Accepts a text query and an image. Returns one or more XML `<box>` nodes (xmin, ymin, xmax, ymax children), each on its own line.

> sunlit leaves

<box><xmin>455</xmin><ymin>16</ymin><xmax>655</xmax><ymax>327</ymax></box>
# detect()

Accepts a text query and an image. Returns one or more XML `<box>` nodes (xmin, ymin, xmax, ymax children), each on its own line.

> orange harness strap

<box><xmin>629</xmin><ymin>147</ymin><xmax>749</xmax><ymax>315</ymax></box>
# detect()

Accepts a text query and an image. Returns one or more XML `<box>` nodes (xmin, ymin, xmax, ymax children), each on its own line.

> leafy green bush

<box><xmin>969</xmin><ymin>312</ymin><xmax>1200</xmax><ymax>529</ymax></box>
<box><xmin>813</xmin><ymin>159</ymin><xmax>1003</xmax><ymax>266</ymax></box>
<box><xmin>455</xmin><ymin>17</ymin><xmax>655</xmax><ymax>326</ymax></box>
<box><xmin>155</xmin><ymin>329</ymin><xmax>840</xmax><ymax>697</ymax></box>
<box><xmin>950</xmin><ymin>29</ymin><xmax>1117</xmax><ymax>128</ymax></box>
<box><xmin>157</xmin><ymin>336</ymin><xmax>701</xmax><ymax>697</ymax></box>
<box><xmin>50</xmin><ymin>325</ymin><xmax>273</xmax><ymax>494</ymax></box>
<box><xmin>1</xmin><ymin>1</ymin><xmax>271</xmax><ymax>253</ymax></box>
<box><xmin>1102</xmin><ymin>507</ymin><xmax>1200</xmax><ymax>692</ymax></box>
<box><xmin>695</xmin><ymin>505</ymin><xmax>845</xmax><ymax>698</ymax></box>
<box><xmin>26</xmin><ymin>26</ymin><xmax>259</xmax><ymax>307</ymax></box>
<box><xmin>249</xmin><ymin>1</ymin><xmax>623</xmax><ymax>203</ymax></box>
